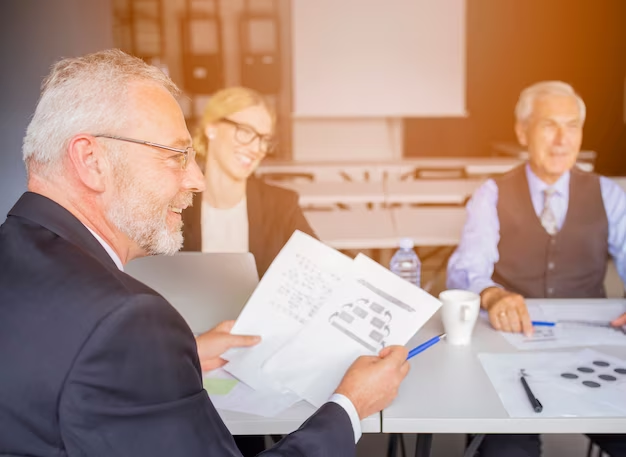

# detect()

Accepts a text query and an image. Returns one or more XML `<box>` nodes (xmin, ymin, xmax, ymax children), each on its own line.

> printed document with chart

<box><xmin>223</xmin><ymin>230</ymin><xmax>441</xmax><ymax>409</ymax></box>
<box><xmin>222</xmin><ymin>231</ymin><xmax>352</xmax><ymax>396</ymax></box>
<box><xmin>479</xmin><ymin>349</ymin><xmax>626</xmax><ymax>418</ymax></box>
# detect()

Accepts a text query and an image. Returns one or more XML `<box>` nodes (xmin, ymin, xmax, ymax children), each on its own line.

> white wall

<box><xmin>290</xmin><ymin>0</ymin><xmax>466</xmax><ymax>162</ymax></box>
<box><xmin>292</xmin><ymin>0</ymin><xmax>466</xmax><ymax>117</ymax></box>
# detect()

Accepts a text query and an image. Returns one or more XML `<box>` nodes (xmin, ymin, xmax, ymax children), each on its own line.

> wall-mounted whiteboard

<box><xmin>292</xmin><ymin>0</ymin><xmax>466</xmax><ymax>117</ymax></box>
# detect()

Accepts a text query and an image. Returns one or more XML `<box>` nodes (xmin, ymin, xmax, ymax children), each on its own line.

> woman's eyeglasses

<box><xmin>219</xmin><ymin>118</ymin><xmax>276</xmax><ymax>154</ymax></box>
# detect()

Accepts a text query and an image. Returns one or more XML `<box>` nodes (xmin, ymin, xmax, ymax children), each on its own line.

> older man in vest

<box><xmin>447</xmin><ymin>81</ymin><xmax>626</xmax><ymax>457</ymax></box>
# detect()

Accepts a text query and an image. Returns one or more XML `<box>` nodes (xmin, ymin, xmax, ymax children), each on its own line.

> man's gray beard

<box><xmin>106</xmin><ymin>170</ymin><xmax>187</xmax><ymax>256</ymax></box>
<box><xmin>107</xmin><ymin>193</ymin><xmax>184</xmax><ymax>256</ymax></box>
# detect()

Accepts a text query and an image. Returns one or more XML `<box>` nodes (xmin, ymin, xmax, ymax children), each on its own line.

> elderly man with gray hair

<box><xmin>0</xmin><ymin>49</ymin><xmax>410</xmax><ymax>457</ymax></box>
<box><xmin>447</xmin><ymin>81</ymin><xmax>626</xmax><ymax>456</ymax></box>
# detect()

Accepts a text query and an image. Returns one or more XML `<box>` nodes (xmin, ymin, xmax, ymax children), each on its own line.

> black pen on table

<box><xmin>520</xmin><ymin>373</ymin><xmax>543</xmax><ymax>413</ymax></box>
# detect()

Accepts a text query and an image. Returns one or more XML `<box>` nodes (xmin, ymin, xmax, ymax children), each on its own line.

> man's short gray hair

<box><xmin>23</xmin><ymin>49</ymin><xmax>180</xmax><ymax>177</ymax></box>
<box><xmin>515</xmin><ymin>81</ymin><xmax>586</xmax><ymax>125</ymax></box>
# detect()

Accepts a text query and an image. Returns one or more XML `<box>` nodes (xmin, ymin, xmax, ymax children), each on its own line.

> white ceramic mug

<box><xmin>439</xmin><ymin>289</ymin><xmax>481</xmax><ymax>346</ymax></box>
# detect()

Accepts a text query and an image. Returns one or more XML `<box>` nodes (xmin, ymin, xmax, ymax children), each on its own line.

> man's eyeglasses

<box><xmin>219</xmin><ymin>118</ymin><xmax>276</xmax><ymax>154</ymax></box>
<box><xmin>93</xmin><ymin>134</ymin><xmax>197</xmax><ymax>169</ymax></box>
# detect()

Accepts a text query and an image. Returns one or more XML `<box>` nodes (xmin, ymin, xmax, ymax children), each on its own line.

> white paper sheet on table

<box><xmin>261</xmin><ymin>254</ymin><xmax>442</xmax><ymax>407</ymax></box>
<box><xmin>479</xmin><ymin>349</ymin><xmax>626</xmax><ymax>418</ymax></box>
<box><xmin>203</xmin><ymin>368</ymin><xmax>300</xmax><ymax>417</ymax></box>
<box><xmin>494</xmin><ymin>302</ymin><xmax>626</xmax><ymax>350</ymax></box>
<box><xmin>222</xmin><ymin>230</ymin><xmax>353</xmax><ymax>394</ymax></box>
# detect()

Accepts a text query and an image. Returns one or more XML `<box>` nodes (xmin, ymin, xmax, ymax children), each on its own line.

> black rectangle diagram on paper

<box><xmin>370</xmin><ymin>302</ymin><xmax>384</xmax><ymax>313</ymax></box>
<box><xmin>339</xmin><ymin>311</ymin><xmax>355</xmax><ymax>324</ymax></box>
<box><xmin>353</xmin><ymin>307</ymin><xmax>368</xmax><ymax>319</ymax></box>
<box><xmin>369</xmin><ymin>330</ymin><xmax>384</xmax><ymax>343</ymax></box>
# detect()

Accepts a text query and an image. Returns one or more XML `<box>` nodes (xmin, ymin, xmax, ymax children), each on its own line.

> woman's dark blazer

<box><xmin>182</xmin><ymin>177</ymin><xmax>317</xmax><ymax>278</ymax></box>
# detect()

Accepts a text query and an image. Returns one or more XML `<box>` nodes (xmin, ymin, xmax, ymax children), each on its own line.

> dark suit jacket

<box><xmin>182</xmin><ymin>177</ymin><xmax>316</xmax><ymax>277</ymax></box>
<box><xmin>0</xmin><ymin>192</ymin><xmax>354</xmax><ymax>457</ymax></box>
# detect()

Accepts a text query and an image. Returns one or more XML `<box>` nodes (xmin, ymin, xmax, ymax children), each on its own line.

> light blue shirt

<box><xmin>447</xmin><ymin>164</ymin><xmax>626</xmax><ymax>294</ymax></box>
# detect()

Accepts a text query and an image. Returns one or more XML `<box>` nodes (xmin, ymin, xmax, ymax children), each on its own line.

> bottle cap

<box><xmin>399</xmin><ymin>238</ymin><xmax>414</xmax><ymax>249</ymax></box>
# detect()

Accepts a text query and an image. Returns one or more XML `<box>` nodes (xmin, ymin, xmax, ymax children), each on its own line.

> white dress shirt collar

<box><xmin>84</xmin><ymin>226</ymin><xmax>124</xmax><ymax>271</ymax></box>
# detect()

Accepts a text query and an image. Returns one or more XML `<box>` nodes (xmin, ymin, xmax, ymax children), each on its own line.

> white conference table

<box><xmin>218</xmin><ymin>301</ymin><xmax>626</xmax><ymax>438</ymax></box>
<box><xmin>276</xmin><ymin>172</ymin><xmax>622</xmax><ymax>208</ymax></box>
<box><xmin>383</xmin><ymin>298</ymin><xmax>626</xmax><ymax>456</ymax></box>
<box><xmin>465</xmin><ymin>160</ymin><xmax>593</xmax><ymax>175</ymax></box>
<box><xmin>304</xmin><ymin>207</ymin><xmax>467</xmax><ymax>250</ymax></box>
<box><xmin>385</xmin><ymin>180</ymin><xmax>483</xmax><ymax>206</ymax></box>
<box><xmin>275</xmin><ymin>181</ymin><xmax>386</xmax><ymax>206</ymax></box>
<box><xmin>258</xmin><ymin>157</ymin><xmax>524</xmax><ymax>181</ymax></box>
<box><xmin>276</xmin><ymin>179</ymin><xmax>482</xmax><ymax>207</ymax></box>
<box><xmin>304</xmin><ymin>208</ymin><xmax>398</xmax><ymax>250</ymax></box>
<box><xmin>492</xmin><ymin>142</ymin><xmax>597</xmax><ymax>162</ymax></box>
<box><xmin>271</xmin><ymin>167</ymin><xmax>622</xmax><ymax>210</ymax></box>
<box><xmin>391</xmin><ymin>207</ymin><xmax>467</xmax><ymax>247</ymax></box>
<box><xmin>258</xmin><ymin>157</ymin><xmax>594</xmax><ymax>182</ymax></box>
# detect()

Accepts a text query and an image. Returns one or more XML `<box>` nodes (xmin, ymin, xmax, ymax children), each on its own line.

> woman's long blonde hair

<box><xmin>192</xmin><ymin>86</ymin><xmax>275</xmax><ymax>164</ymax></box>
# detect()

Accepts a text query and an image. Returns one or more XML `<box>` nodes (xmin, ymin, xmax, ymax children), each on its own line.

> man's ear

<box><xmin>66</xmin><ymin>135</ymin><xmax>108</xmax><ymax>192</ymax></box>
<box><xmin>515</xmin><ymin>121</ymin><xmax>528</xmax><ymax>147</ymax></box>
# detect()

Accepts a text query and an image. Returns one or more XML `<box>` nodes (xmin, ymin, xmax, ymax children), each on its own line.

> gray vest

<box><xmin>492</xmin><ymin>165</ymin><xmax>608</xmax><ymax>298</ymax></box>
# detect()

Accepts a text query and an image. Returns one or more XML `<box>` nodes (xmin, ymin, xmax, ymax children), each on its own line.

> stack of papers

<box><xmin>206</xmin><ymin>231</ymin><xmax>441</xmax><ymax>416</ymax></box>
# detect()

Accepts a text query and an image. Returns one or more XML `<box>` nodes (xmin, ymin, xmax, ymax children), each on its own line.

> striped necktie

<box><xmin>540</xmin><ymin>188</ymin><xmax>558</xmax><ymax>236</ymax></box>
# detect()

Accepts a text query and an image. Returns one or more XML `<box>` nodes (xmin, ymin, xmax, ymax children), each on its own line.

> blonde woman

<box><xmin>185</xmin><ymin>87</ymin><xmax>316</xmax><ymax>456</ymax></box>
<box><xmin>182</xmin><ymin>87</ymin><xmax>315</xmax><ymax>278</ymax></box>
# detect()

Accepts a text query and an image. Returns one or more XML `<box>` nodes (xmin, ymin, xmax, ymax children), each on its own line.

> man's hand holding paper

<box><xmin>335</xmin><ymin>345</ymin><xmax>410</xmax><ymax>420</ymax></box>
<box><xmin>196</xmin><ymin>320</ymin><xmax>261</xmax><ymax>372</ymax></box>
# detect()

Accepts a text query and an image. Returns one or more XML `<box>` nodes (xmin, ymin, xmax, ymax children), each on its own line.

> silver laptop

<box><xmin>125</xmin><ymin>252</ymin><xmax>259</xmax><ymax>335</ymax></box>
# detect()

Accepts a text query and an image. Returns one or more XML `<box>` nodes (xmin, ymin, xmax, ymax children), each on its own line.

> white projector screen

<box><xmin>292</xmin><ymin>0</ymin><xmax>466</xmax><ymax>117</ymax></box>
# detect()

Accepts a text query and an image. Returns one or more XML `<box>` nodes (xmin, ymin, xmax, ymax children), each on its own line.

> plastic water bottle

<box><xmin>390</xmin><ymin>238</ymin><xmax>421</xmax><ymax>286</ymax></box>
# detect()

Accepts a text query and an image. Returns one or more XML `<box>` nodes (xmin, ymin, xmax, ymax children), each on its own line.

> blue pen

<box><xmin>531</xmin><ymin>320</ymin><xmax>556</xmax><ymax>327</ymax></box>
<box><xmin>532</xmin><ymin>320</ymin><xmax>624</xmax><ymax>333</ymax></box>
<box><xmin>407</xmin><ymin>333</ymin><xmax>446</xmax><ymax>360</ymax></box>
